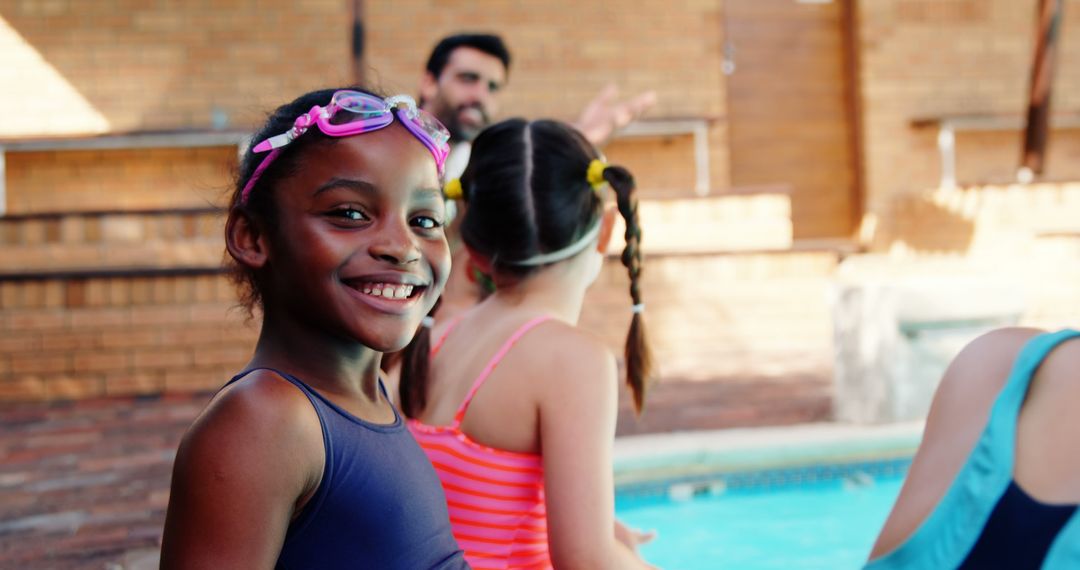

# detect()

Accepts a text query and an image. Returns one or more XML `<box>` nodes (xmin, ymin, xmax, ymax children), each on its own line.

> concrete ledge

<box><xmin>614</xmin><ymin>421</ymin><xmax>922</xmax><ymax>487</ymax></box>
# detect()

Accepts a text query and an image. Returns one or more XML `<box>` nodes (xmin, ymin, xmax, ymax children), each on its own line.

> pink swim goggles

<box><xmin>240</xmin><ymin>91</ymin><xmax>451</xmax><ymax>202</ymax></box>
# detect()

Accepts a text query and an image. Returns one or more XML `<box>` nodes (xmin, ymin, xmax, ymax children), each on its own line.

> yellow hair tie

<box><xmin>586</xmin><ymin>159</ymin><xmax>607</xmax><ymax>190</ymax></box>
<box><xmin>443</xmin><ymin>178</ymin><xmax>463</xmax><ymax>200</ymax></box>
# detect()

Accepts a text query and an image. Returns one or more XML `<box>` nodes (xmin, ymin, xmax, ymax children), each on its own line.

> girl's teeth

<box><xmin>359</xmin><ymin>282</ymin><xmax>418</xmax><ymax>299</ymax></box>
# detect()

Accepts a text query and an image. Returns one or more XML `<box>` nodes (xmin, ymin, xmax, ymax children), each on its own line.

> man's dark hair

<box><xmin>424</xmin><ymin>33</ymin><xmax>511</xmax><ymax>79</ymax></box>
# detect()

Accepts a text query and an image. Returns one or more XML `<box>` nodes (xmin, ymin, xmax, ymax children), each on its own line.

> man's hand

<box><xmin>575</xmin><ymin>83</ymin><xmax>658</xmax><ymax>147</ymax></box>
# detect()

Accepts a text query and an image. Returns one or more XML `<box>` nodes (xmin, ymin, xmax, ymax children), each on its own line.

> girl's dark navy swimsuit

<box><xmin>225</xmin><ymin>368</ymin><xmax>468</xmax><ymax>570</ymax></box>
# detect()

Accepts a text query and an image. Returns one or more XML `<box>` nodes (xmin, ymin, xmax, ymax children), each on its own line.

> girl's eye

<box><xmin>329</xmin><ymin>207</ymin><xmax>368</xmax><ymax>222</ymax></box>
<box><xmin>411</xmin><ymin>215</ymin><xmax>443</xmax><ymax>230</ymax></box>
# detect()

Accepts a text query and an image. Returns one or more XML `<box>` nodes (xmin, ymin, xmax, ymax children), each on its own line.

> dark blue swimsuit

<box><xmin>226</xmin><ymin>369</ymin><xmax>469</xmax><ymax>570</ymax></box>
<box><xmin>866</xmin><ymin>330</ymin><xmax>1080</xmax><ymax>569</ymax></box>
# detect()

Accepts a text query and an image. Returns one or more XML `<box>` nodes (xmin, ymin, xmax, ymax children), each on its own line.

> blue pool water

<box><xmin>616</xmin><ymin>475</ymin><xmax>904</xmax><ymax>570</ymax></box>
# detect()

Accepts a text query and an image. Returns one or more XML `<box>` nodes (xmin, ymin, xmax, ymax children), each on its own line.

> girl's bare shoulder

<box><xmin>519</xmin><ymin>319</ymin><xmax>618</xmax><ymax>389</ymax></box>
<box><xmin>181</xmin><ymin>369</ymin><xmax>323</xmax><ymax>470</ymax></box>
<box><xmin>936</xmin><ymin>327</ymin><xmax>1044</xmax><ymax>398</ymax></box>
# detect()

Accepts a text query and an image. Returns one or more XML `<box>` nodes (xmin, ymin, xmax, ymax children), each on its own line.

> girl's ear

<box><xmin>597</xmin><ymin>205</ymin><xmax>618</xmax><ymax>254</ymax></box>
<box><xmin>225</xmin><ymin>211</ymin><xmax>270</xmax><ymax>269</ymax></box>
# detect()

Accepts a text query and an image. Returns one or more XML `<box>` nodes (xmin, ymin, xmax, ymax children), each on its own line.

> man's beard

<box><xmin>440</xmin><ymin>103</ymin><xmax>490</xmax><ymax>143</ymax></box>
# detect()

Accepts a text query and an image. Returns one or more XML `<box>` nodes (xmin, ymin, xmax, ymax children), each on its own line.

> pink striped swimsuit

<box><xmin>408</xmin><ymin>315</ymin><xmax>553</xmax><ymax>570</ymax></box>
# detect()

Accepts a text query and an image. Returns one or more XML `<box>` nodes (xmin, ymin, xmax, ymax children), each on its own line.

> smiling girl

<box><xmin>160</xmin><ymin>87</ymin><xmax>467</xmax><ymax>569</ymax></box>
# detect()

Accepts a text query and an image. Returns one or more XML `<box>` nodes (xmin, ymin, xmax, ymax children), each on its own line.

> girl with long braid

<box><xmin>399</xmin><ymin>118</ymin><xmax>656</xmax><ymax>569</ymax></box>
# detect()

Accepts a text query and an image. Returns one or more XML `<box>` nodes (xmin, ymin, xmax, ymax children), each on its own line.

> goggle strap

<box><xmin>240</xmin><ymin>148</ymin><xmax>281</xmax><ymax>203</ymax></box>
<box><xmin>503</xmin><ymin>220</ymin><xmax>602</xmax><ymax>267</ymax></box>
<box><xmin>253</xmin><ymin>132</ymin><xmax>293</xmax><ymax>153</ymax></box>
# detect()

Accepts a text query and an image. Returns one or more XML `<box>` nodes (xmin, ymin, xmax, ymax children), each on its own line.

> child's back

<box><xmin>868</xmin><ymin>327</ymin><xmax>1080</xmax><ymax>568</ymax></box>
<box><xmin>402</xmin><ymin>118</ymin><xmax>657</xmax><ymax>570</ymax></box>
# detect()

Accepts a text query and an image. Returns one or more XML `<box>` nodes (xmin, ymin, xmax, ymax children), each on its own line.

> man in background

<box><xmin>418</xmin><ymin>33</ymin><xmax>657</xmax><ymax>177</ymax></box>
<box><xmin>417</xmin><ymin>33</ymin><xmax>657</xmax><ymax>318</ymax></box>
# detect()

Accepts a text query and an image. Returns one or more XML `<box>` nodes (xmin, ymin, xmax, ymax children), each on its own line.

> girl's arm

<box><xmin>538</xmin><ymin>331</ymin><xmax>656</xmax><ymax>570</ymax></box>
<box><xmin>160</xmin><ymin>372</ymin><xmax>324</xmax><ymax>569</ymax></box>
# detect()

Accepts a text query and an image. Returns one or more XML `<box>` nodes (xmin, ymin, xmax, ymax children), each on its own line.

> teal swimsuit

<box><xmin>866</xmin><ymin>329</ymin><xmax>1080</xmax><ymax>569</ymax></box>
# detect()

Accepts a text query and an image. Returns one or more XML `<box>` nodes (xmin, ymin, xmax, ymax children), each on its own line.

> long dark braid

<box><xmin>604</xmin><ymin>165</ymin><xmax>652</xmax><ymax>414</ymax></box>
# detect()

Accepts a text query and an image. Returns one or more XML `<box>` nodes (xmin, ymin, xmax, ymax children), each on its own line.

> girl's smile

<box><xmin>342</xmin><ymin>271</ymin><xmax>430</xmax><ymax>315</ymax></box>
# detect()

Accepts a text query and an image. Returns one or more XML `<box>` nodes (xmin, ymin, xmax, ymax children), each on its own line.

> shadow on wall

<box><xmin>872</xmin><ymin>189</ymin><xmax>977</xmax><ymax>255</ymax></box>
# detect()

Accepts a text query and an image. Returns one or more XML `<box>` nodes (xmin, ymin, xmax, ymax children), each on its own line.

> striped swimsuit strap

<box><xmin>432</xmin><ymin>315</ymin><xmax>554</xmax><ymax>428</ymax></box>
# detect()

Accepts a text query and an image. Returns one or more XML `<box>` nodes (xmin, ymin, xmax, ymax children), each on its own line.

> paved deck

<box><xmin>0</xmin><ymin>373</ymin><xmax>831</xmax><ymax>569</ymax></box>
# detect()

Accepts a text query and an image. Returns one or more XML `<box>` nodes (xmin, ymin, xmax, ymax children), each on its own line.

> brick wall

<box><xmin>856</xmin><ymin>0</ymin><xmax>1080</xmax><ymax>217</ymax></box>
<box><xmin>0</xmin><ymin>273</ymin><xmax>257</xmax><ymax>401</ymax></box>
<box><xmin>581</xmin><ymin>251</ymin><xmax>838</xmax><ymax>383</ymax></box>
<box><xmin>1</xmin><ymin>249</ymin><xmax>838</xmax><ymax>403</ymax></box>
<box><xmin>0</xmin><ymin>1</ymin><xmax>353</xmax><ymax>137</ymax></box>
<box><xmin>2</xmin><ymin>0</ymin><xmax>728</xmax><ymax>210</ymax></box>
<box><xmin>363</xmin><ymin>0</ymin><xmax>731</xmax><ymax>193</ymax></box>
<box><xmin>0</xmin><ymin>209</ymin><xmax>223</xmax><ymax>272</ymax></box>
<box><xmin>5</xmin><ymin>148</ymin><xmax>237</xmax><ymax>215</ymax></box>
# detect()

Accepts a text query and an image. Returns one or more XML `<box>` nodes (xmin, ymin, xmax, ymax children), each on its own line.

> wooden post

<box><xmin>1020</xmin><ymin>0</ymin><xmax>1064</xmax><ymax>180</ymax></box>
<box><xmin>351</xmin><ymin>0</ymin><xmax>365</xmax><ymax>86</ymax></box>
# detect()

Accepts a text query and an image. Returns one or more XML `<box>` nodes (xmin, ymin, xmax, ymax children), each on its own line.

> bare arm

<box><xmin>161</xmin><ymin>372</ymin><xmax>323</xmax><ymax>569</ymax></box>
<box><xmin>869</xmin><ymin>327</ymin><xmax>1042</xmax><ymax>559</ymax></box>
<box><xmin>538</xmin><ymin>331</ymin><xmax>656</xmax><ymax>570</ymax></box>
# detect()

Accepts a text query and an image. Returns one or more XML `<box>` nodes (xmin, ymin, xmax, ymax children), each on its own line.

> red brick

<box><xmin>0</xmin><ymin>375</ymin><xmax>46</xmax><ymax>400</ymax></box>
<box><xmin>134</xmin><ymin>349</ymin><xmax>191</xmax><ymax>369</ymax></box>
<box><xmin>100</xmin><ymin>329</ymin><xmax>162</xmax><ymax>349</ymax></box>
<box><xmin>42</xmin><ymin>281</ymin><xmax>64</xmax><ymax>308</ymax></box>
<box><xmin>5</xmin><ymin>310</ymin><xmax>67</xmax><ymax>331</ymax></box>
<box><xmin>105</xmin><ymin>371</ymin><xmax>164</xmax><ymax>396</ymax></box>
<box><xmin>193</xmin><ymin>276</ymin><xmax>218</xmax><ymax>302</ymax></box>
<box><xmin>192</xmin><ymin>345</ymin><xmax>249</xmax><ymax>368</ymax></box>
<box><xmin>164</xmin><ymin>367</ymin><xmax>224</xmax><ymax>392</ymax></box>
<box><xmin>160</xmin><ymin>326</ymin><xmax>225</xmax><ymax>346</ymax></box>
<box><xmin>189</xmin><ymin>303</ymin><xmax>234</xmax><ymax>323</ymax></box>
<box><xmin>11</xmin><ymin>353</ymin><xmax>70</xmax><ymax>375</ymax></box>
<box><xmin>130</xmin><ymin>306</ymin><xmax>190</xmax><ymax>327</ymax></box>
<box><xmin>130</xmin><ymin>278</ymin><xmax>154</xmax><ymax>305</ymax></box>
<box><xmin>84</xmin><ymin>280</ymin><xmax>108</xmax><ymax>307</ymax></box>
<box><xmin>0</xmin><ymin>332</ymin><xmax>41</xmax><ymax>352</ymax></box>
<box><xmin>151</xmin><ymin>279</ymin><xmax>177</xmax><ymax>304</ymax></box>
<box><xmin>65</xmin><ymin>280</ymin><xmax>86</xmax><ymax>308</ymax></box>
<box><xmin>69</xmin><ymin>308</ymin><xmax>129</xmax><ymax>328</ymax></box>
<box><xmin>0</xmin><ymin>282</ymin><xmax>20</xmax><ymax>309</ymax></box>
<box><xmin>107</xmin><ymin>278</ymin><xmax>132</xmax><ymax>306</ymax></box>
<box><xmin>40</xmin><ymin>331</ymin><xmax>100</xmax><ymax>351</ymax></box>
<box><xmin>20</xmin><ymin>282</ymin><xmax>45</xmax><ymax>308</ymax></box>
<box><xmin>45</xmin><ymin>374</ymin><xmax>105</xmax><ymax>400</ymax></box>
<box><xmin>73</xmin><ymin>351</ymin><xmax>131</xmax><ymax>373</ymax></box>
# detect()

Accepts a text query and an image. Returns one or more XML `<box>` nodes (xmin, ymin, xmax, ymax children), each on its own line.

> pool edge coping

<box><xmin>614</xmin><ymin>421</ymin><xmax>924</xmax><ymax>485</ymax></box>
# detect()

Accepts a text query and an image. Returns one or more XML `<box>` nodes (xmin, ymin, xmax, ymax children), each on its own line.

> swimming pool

<box><xmin>616</xmin><ymin>472</ymin><xmax>904</xmax><ymax>569</ymax></box>
<box><xmin>612</xmin><ymin>423</ymin><xmax>921</xmax><ymax>570</ymax></box>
